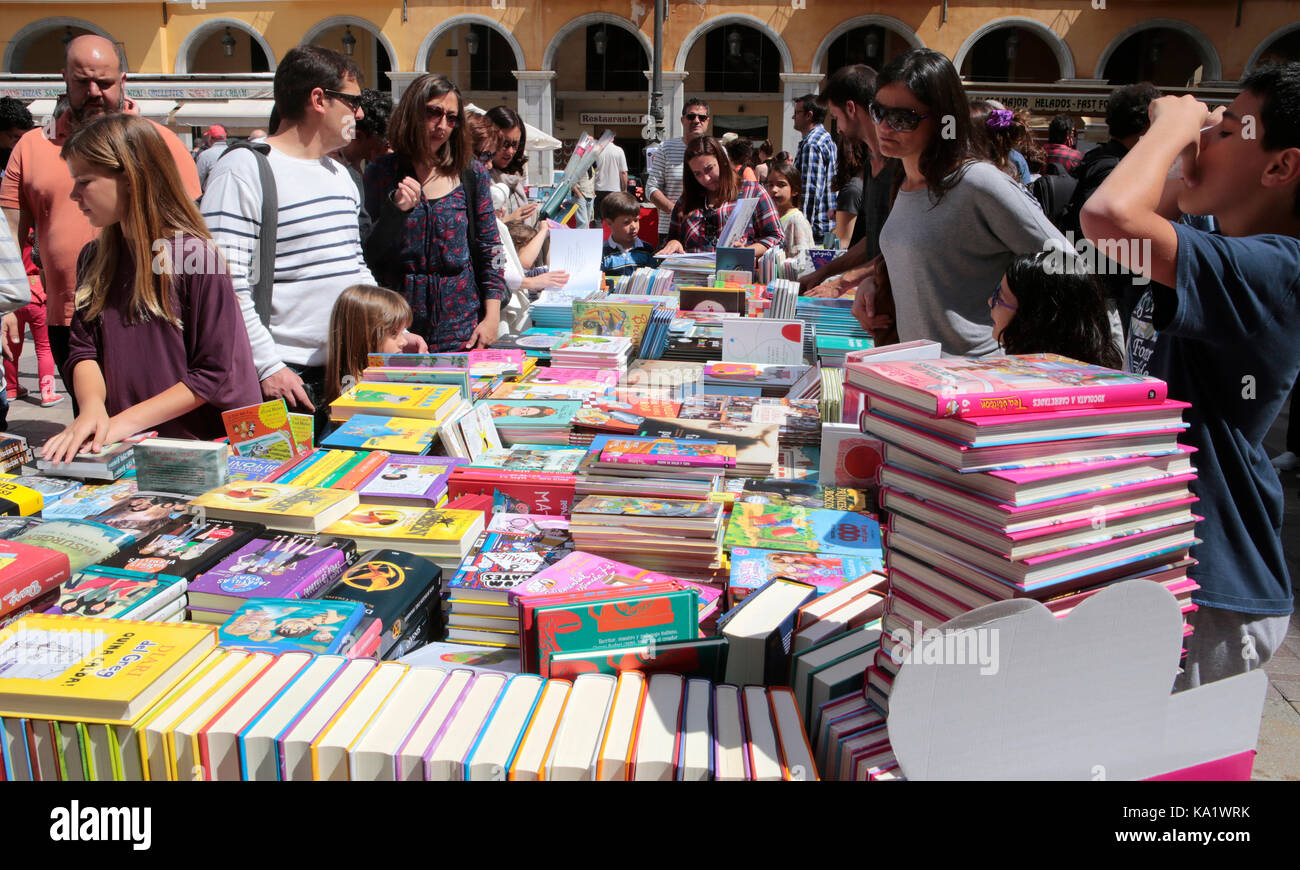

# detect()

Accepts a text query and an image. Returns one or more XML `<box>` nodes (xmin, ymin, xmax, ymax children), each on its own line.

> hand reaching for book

<box><xmin>42</xmin><ymin>402</ymin><xmax>113</xmax><ymax>464</ymax></box>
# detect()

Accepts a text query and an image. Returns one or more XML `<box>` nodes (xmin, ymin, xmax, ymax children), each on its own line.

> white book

<box><xmin>712</xmin><ymin>684</ymin><xmax>746</xmax><ymax>781</ymax></box>
<box><xmin>149</xmin><ymin>595</ymin><xmax>189</xmax><ymax>624</ymax></box>
<box><xmin>466</xmin><ymin>674</ymin><xmax>546</xmax><ymax>782</ymax></box>
<box><xmin>138</xmin><ymin>649</ymin><xmax>244</xmax><ymax>783</ymax></box>
<box><xmin>425</xmin><ymin>672</ymin><xmax>509</xmax><ymax>781</ymax></box>
<box><xmin>792</xmin><ymin>624</ymin><xmax>880</xmax><ymax>724</ymax></box>
<box><xmin>171</xmin><ymin>652</ymin><xmax>273</xmax><ymax>781</ymax></box>
<box><xmin>311</xmin><ymin>661</ymin><xmax>409</xmax><ymax>781</ymax></box>
<box><xmin>721</xmin><ymin>578</ymin><xmax>817</xmax><ymax>687</ymax></box>
<box><xmin>797</xmin><ymin>574</ymin><xmax>886</xmax><ymax>630</ymax></box>
<box><xmin>28</xmin><ymin>719</ymin><xmax>58</xmax><ymax>781</ymax></box>
<box><xmin>769</xmin><ymin>687</ymin><xmax>818</xmax><ymax>781</ymax></box>
<box><xmin>595</xmin><ymin>671</ymin><xmax>646</xmax><ymax>781</ymax></box>
<box><xmin>392</xmin><ymin>669</ymin><xmax>474</xmax><ymax>781</ymax></box>
<box><xmin>239</xmin><ymin>654</ymin><xmax>349</xmax><ymax>782</ymax></box>
<box><xmin>57</xmin><ymin>721</ymin><xmax>83</xmax><ymax>782</ymax></box>
<box><xmin>793</xmin><ymin>595</ymin><xmax>885</xmax><ymax>654</ymax></box>
<box><xmin>109</xmin><ymin>722</ymin><xmax>144</xmax><ymax>782</ymax></box>
<box><xmin>632</xmin><ymin>673</ymin><xmax>684</xmax><ymax>781</ymax></box>
<box><xmin>200</xmin><ymin>651</ymin><xmax>313</xmax><ymax>781</ymax></box>
<box><xmin>743</xmin><ymin>685</ymin><xmax>783</xmax><ymax>781</ymax></box>
<box><xmin>545</xmin><ymin>672</ymin><xmax>617</xmax><ymax>781</ymax></box>
<box><xmin>279</xmin><ymin>658</ymin><xmax>376</xmax><ymax>782</ymax></box>
<box><xmin>118</xmin><ymin>581</ymin><xmax>188</xmax><ymax>621</ymax></box>
<box><xmin>509</xmin><ymin>679</ymin><xmax>570</xmax><ymax>781</ymax></box>
<box><xmin>679</xmin><ymin>678</ymin><xmax>713</xmax><ymax>782</ymax></box>
<box><xmin>347</xmin><ymin>667</ymin><xmax>448</xmax><ymax>782</ymax></box>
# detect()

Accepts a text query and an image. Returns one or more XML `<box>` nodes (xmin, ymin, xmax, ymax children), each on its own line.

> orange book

<box><xmin>332</xmin><ymin>450</ymin><xmax>392</xmax><ymax>491</ymax></box>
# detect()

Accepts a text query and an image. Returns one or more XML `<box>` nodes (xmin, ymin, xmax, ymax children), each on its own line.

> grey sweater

<box><xmin>880</xmin><ymin>161</ymin><xmax>1066</xmax><ymax>356</ymax></box>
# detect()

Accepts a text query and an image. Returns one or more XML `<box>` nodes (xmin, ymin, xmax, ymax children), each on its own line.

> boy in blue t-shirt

<box><xmin>1082</xmin><ymin>64</ymin><xmax>1300</xmax><ymax>689</ymax></box>
<box><xmin>600</xmin><ymin>192</ymin><xmax>654</xmax><ymax>277</ymax></box>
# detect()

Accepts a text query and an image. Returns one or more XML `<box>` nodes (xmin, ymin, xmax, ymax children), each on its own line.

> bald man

<box><xmin>1</xmin><ymin>35</ymin><xmax>201</xmax><ymax>407</ymax></box>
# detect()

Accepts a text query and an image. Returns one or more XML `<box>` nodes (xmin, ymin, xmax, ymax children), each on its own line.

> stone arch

<box><xmin>812</xmin><ymin>14</ymin><xmax>924</xmax><ymax>74</ymax></box>
<box><xmin>1095</xmin><ymin>18</ymin><xmax>1222</xmax><ymax>82</ymax></box>
<box><xmin>174</xmin><ymin>17</ymin><xmax>276</xmax><ymax>74</ymax></box>
<box><xmin>674</xmin><ymin>13</ymin><xmax>793</xmax><ymax>74</ymax></box>
<box><xmin>953</xmin><ymin>16</ymin><xmax>1076</xmax><ymax>81</ymax></box>
<box><xmin>415</xmin><ymin>14</ymin><xmax>525</xmax><ymax>73</ymax></box>
<box><xmin>5</xmin><ymin>18</ymin><xmax>119</xmax><ymax>74</ymax></box>
<box><xmin>302</xmin><ymin>16</ymin><xmax>399</xmax><ymax>73</ymax></box>
<box><xmin>542</xmin><ymin>13</ymin><xmax>652</xmax><ymax>72</ymax></box>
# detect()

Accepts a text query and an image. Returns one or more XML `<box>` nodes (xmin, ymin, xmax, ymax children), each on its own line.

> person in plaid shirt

<box><xmin>793</xmin><ymin>94</ymin><xmax>837</xmax><ymax>242</ymax></box>
<box><xmin>656</xmin><ymin>136</ymin><xmax>785</xmax><ymax>255</ymax></box>
<box><xmin>1043</xmin><ymin>114</ymin><xmax>1083</xmax><ymax>173</ymax></box>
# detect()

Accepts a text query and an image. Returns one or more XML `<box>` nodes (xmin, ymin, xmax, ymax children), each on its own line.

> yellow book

<box><xmin>310</xmin><ymin>661</ymin><xmax>409</xmax><ymax>781</ymax></box>
<box><xmin>329</xmin><ymin>383</ymin><xmax>461</xmax><ymax>422</ymax></box>
<box><xmin>188</xmin><ymin>481</ymin><xmax>360</xmax><ymax>533</ymax></box>
<box><xmin>509</xmin><ymin>678</ymin><xmax>571</xmax><ymax>781</ymax></box>
<box><xmin>321</xmin><ymin>415</ymin><xmax>443</xmax><ymax>454</ymax></box>
<box><xmin>169</xmin><ymin>651</ymin><xmax>273</xmax><ymax>782</ymax></box>
<box><xmin>0</xmin><ymin>479</ymin><xmax>43</xmax><ymax>516</ymax></box>
<box><xmin>135</xmin><ymin>649</ymin><xmax>238</xmax><ymax>781</ymax></box>
<box><xmin>322</xmin><ymin>506</ymin><xmax>485</xmax><ymax>558</ymax></box>
<box><xmin>0</xmin><ymin>614</ymin><xmax>217</xmax><ymax>726</ymax></box>
<box><xmin>291</xmin><ymin>451</ymin><xmax>356</xmax><ymax>488</ymax></box>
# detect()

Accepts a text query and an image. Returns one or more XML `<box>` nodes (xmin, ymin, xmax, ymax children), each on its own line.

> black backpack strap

<box><xmin>220</xmin><ymin>141</ymin><xmax>277</xmax><ymax>328</ymax></box>
<box><xmin>461</xmin><ymin>167</ymin><xmax>479</xmax><ymax>251</ymax></box>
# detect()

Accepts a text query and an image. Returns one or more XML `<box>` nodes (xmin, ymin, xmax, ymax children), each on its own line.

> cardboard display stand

<box><xmin>887</xmin><ymin>579</ymin><xmax>1268</xmax><ymax>781</ymax></box>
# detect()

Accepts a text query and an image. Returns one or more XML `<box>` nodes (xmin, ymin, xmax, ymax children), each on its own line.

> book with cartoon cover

<box><xmin>329</xmin><ymin>383</ymin><xmax>461</xmax><ymax>422</ymax></box>
<box><xmin>222</xmin><ymin>400</ymin><xmax>306</xmax><ymax>462</ymax></box>
<box><xmin>728</xmin><ymin>546</ymin><xmax>875</xmax><ymax>605</ymax></box>
<box><xmin>598</xmin><ymin>438</ymin><xmax>737</xmax><ymax>468</ymax></box>
<box><xmin>188</xmin><ymin>533</ymin><xmax>357</xmax><ymax>613</ymax></box>
<box><xmin>354</xmin><ymin>456</ymin><xmax>464</xmax><ymax>504</ymax></box>
<box><xmin>188</xmin><ymin>482</ymin><xmax>361</xmax><ymax>533</ymax></box>
<box><xmin>723</xmin><ymin>503</ymin><xmax>884</xmax><ymax>562</ymax></box>
<box><xmin>571</xmin><ymin>300</ymin><xmax>655</xmax><ymax>344</ymax></box>
<box><xmin>320</xmin><ymin>415</ymin><xmax>441</xmax><ymax>454</ymax></box>
<box><xmin>485</xmin><ymin>401</ymin><xmax>583</xmax><ymax>429</ymax></box>
<box><xmin>98</xmin><ymin>518</ymin><xmax>265</xmax><ymax>579</ymax></box>
<box><xmin>322</xmin><ymin>506</ymin><xmax>484</xmax><ymax>553</ymax></box>
<box><xmin>468</xmin><ymin>446</ymin><xmax>587</xmax><ymax>474</ymax></box>
<box><xmin>218</xmin><ymin>597</ymin><xmax>366</xmax><ymax>655</ymax></box>
<box><xmin>573</xmin><ymin>495</ymin><xmax>723</xmax><ymax>521</ymax></box>
<box><xmin>46</xmin><ymin>567</ymin><xmax>187</xmax><ymax>620</ymax></box>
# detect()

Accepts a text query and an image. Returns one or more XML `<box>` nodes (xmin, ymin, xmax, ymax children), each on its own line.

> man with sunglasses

<box><xmin>202</xmin><ymin>45</ymin><xmax>377</xmax><ymax>420</ymax></box>
<box><xmin>798</xmin><ymin>65</ymin><xmax>896</xmax><ymax>300</ymax></box>
<box><xmin>647</xmin><ymin>99</ymin><xmax>711</xmax><ymax>240</ymax></box>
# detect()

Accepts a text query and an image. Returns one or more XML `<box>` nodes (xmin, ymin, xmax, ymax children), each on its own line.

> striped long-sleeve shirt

<box><xmin>646</xmin><ymin>136</ymin><xmax>688</xmax><ymax>236</ymax></box>
<box><xmin>794</xmin><ymin>124</ymin><xmax>837</xmax><ymax>241</ymax></box>
<box><xmin>201</xmin><ymin>147</ymin><xmax>375</xmax><ymax>379</ymax></box>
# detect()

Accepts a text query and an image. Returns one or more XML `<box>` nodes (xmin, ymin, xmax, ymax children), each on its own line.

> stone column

<box><xmin>646</xmin><ymin>70</ymin><xmax>690</xmax><ymax>141</ymax></box>
<box><xmin>780</xmin><ymin>72</ymin><xmax>826</xmax><ymax>155</ymax></box>
<box><xmin>515</xmin><ymin>69</ymin><xmax>557</xmax><ymax>186</ymax></box>
<box><xmin>387</xmin><ymin>71</ymin><xmax>423</xmax><ymax>102</ymax></box>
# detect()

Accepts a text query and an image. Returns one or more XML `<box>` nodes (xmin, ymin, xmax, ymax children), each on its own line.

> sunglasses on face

<box><xmin>424</xmin><ymin>105</ymin><xmax>460</xmax><ymax>126</ymax></box>
<box><xmin>989</xmin><ymin>289</ymin><xmax>1018</xmax><ymax>312</ymax></box>
<box><xmin>683</xmin><ymin>113</ymin><xmax>709</xmax><ymax>122</ymax></box>
<box><xmin>500</xmin><ymin>138</ymin><xmax>521</xmax><ymax>150</ymax></box>
<box><xmin>869</xmin><ymin>100</ymin><xmax>932</xmax><ymax>132</ymax></box>
<box><xmin>322</xmin><ymin>89</ymin><xmax>363</xmax><ymax>111</ymax></box>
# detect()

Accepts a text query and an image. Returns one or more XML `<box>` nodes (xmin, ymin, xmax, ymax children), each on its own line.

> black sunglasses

<box><xmin>322</xmin><ymin>88</ymin><xmax>362</xmax><ymax>111</ymax></box>
<box><xmin>683</xmin><ymin>112</ymin><xmax>709</xmax><ymax>122</ymax></box>
<box><xmin>424</xmin><ymin>105</ymin><xmax>460</xmax><ymax>126</ymax></box>
<box><xmin>869</xmin><ymin>100</ymin><xmax>932</xmax><ymax>133</ymax></box>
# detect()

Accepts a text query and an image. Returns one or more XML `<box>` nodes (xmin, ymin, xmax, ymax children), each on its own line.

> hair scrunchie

<box><xmin>986</xmin><ymin>109</ymin><xmax>1014</xmax><ymax>129</ymax></box>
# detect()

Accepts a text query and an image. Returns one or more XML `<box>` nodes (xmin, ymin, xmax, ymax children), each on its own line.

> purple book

<box><xmin>355</xmin><ymin>456</ymin><xmax>467</xmax><ymax>505</ymax></box>
<box><xmin>187</xmin><ymin>533</ymin><xmax>357</xmax><ymax>613</ymax></box>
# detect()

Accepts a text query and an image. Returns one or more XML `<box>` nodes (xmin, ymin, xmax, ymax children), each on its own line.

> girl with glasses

<box><xmin>485</xmin><ymin>105</ymin><xmax>537</xmax><ymax>224</ymax></box>
<box><xmin>872</xmin><ymin>49</ymin><xmax>1070</xmax><ymax>357</ymax></box>
<box><xmin>362</xmin><ymin>74</ymin><xmax>507</xmax><ymax>352</ymax></box>
<box><xmin>992</xmin><ymin>252</ymin><xmax>1123</xmax><ymax>368</ymax></box>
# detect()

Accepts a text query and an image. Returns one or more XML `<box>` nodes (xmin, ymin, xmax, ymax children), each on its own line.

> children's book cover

<box><xmin>226</xmin><ymin>456</ymin><xmax>285</xmax><ymax>483</ymax></box>
<box><xmin>598</xmin><ymin>439</ymin><xmax>737</xmax><ymax>468</ymax></box>
<box><xmin>573</xmin><ymin>495</ymin><xmax>723</xmax><ymax>521</ymax></box>
<box><xmin>356</xmin><ymin>456</ymin><xmax>463</xmax><ymax>501</ymax></box>
<box><xmin>222</xmin><ymin>400</ymin><xmax>305</xmax><ymax>462</ymax></box>
<box><xmin>456</xmin><ymin>404</ymin><xmax>502</xmax><ymax>459</ymax></box>
<box><xmin>47</xmin><ymin>568</ymin><xmax>186</xmax><ymax>619</ymax></box>
<box><xmin>535</xmin><ymin>589</ymin><xmax>699</xmax><ymax>674</ymax></box>
<box><xmin>362</xmin><ymin>367</ymin><xmax>475</xmax><ymax>400</ymax></box>
<box><xmin>189</xmin><ymin>533</ymin><xmax>355</xmax><ymax>605</ymax></box>
<box><xmin>446</xmin><ymin>531</ymin><xmax>571</xmax><ymax>594</ymax></box>
<box><xmin>469</xmin><ymin>447</ymin><xmax>587</xmax><ymax>474</ymax></box>
<box><xmin>724</xmin><ymin>503</ymin><xmax>884</xmax><ymax>563</ymax></box>
<box><xmin>572</xmin><ymin>300</ymin><xmax>655</xmax><ymax>344</ymax></box>
<box><xmin>524</xmin><ymin>368</ymin><xmax>620</xmax><ymax>390</ymax></box>
<box><xmin>508</xmin><ymin>551</ymin><xmax>678</xmax><ymax>602</ymax></box>
<box><xmin>728</xmin><ymin>547</ymin><xmax>875</xmax><ymax>600</ymax></box>
<box><xmin>323</xmin><ymin>506</ymin><xmax>481</xmax><ymax>544</ymax></box>
<box><xmin>485</xmin><ymin>401</ymin><xmax>582</xmax><ymax>428</ymax></box>
<box><xmin>99</xmin><ymin>518</ymin><xmax>264</xmax><ymax>579</ymax></box>
<box><xmin>703</xmin><ymin>362</ymin><xmax>809</xmax><ymax>387</ymax></box>
<box><xmin>330</xmin><ymin>383</ymin><xmax>460</xmax><ymax>421</ymax></box>
<box><xmin>218</xmin><ymin>598</ymin><xmax>366</xmax><ymax>655</ymax></box>
<box><xmin>40</xmin><ymin>481</ymin><xmax>139</xmax><ymax>521</ymax></box>
<box><xmin>189</xmin><ymin>482</ymin><xmax>358</xmax><ymax>520</ymax></box>
<box><xmin>320</xmin><ymin>415</ymin><xmax>441</xmax><ymax>454</ymax></box>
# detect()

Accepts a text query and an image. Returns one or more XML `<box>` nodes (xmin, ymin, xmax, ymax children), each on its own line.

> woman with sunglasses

<box><xmin>870</xmin><ymin>49</ymin><xmax>1068</xmax><ymax>357</ymax></box>
<box><xmin>485</xmin><ymin>106</ymin><xmax>538</xmax><ymax>224</ymax></box>
<box><xmin>363</xmin><ymin>74</ymin><xmax>507</xmax><ymax>351</ymax></box>
<box><xmin>655</xmin><ymin>136</ymin><xmax>785</xmax><ymax>257</ymax></box>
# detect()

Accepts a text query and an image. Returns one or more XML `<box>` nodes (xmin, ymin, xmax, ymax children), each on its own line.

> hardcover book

<box><xmin>547</xmin><ymin>636</ymin><xmax>728</xmax><ymax>682</ymax></box>
<box><xmin>0</xmin><ymin>540</ymin><xmax>71</xmax><ymax>619</ymax></box>
<box><xmin>322</xmin><ymin>549</ymin><xmax>442</xmax><ymax>660</ymax></box>
<box><xmin>724</xmin><ymin>503</ymin><xmax>884</xmax><ymax>562</ymax></box>
<box><xmin>728</xmin><ymin>547</ymin><xmax>876</xmax><ymax>604</ymax></box>
<box><xmin>533</xmin><ymin>589</ymin><xmax>700</xmax><ymax>675</ymax></box>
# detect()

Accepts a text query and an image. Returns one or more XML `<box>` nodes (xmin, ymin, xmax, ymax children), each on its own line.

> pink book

<box><xmin>598</xmin><ymin>440</ymin><xmax>736</xmax><ymax>468</ymax></box>
<box><xmin>526</xmin><ymin>368</ymin><xmax>620</xmax><ymax>388</ymax></box>
<box><xmin>845</xmin><ymin>354</ymin><xmax>1168</xmax><ymax>418</ymax></box>
<box><xmin>508</xmin><ymin>551</ymin><xmax>679</xmax><ymax>604</ymax></box>
<box><xmin>1146</xmin><ymin>750</ymin><xmax>1255</xmax><ymax>781</ymax></box>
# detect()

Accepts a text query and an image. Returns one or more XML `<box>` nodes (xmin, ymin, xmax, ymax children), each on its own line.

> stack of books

<box><xmin>321</xmin><ymin>506</ymin><xmax>486</xmax><ymax>572</ymax></box>
<box><xmin>679</xmin><ymin>395</ymin><xmax>821</xmax><ymax>450</ymax></box>
<box><xmin>0</xmin><ymin>434</ymin><xmax>33</xmax><ymax>474</ymax></box>
<box><xmin>550</xmin><ymin>334</ymin><xmax>635</xmax><ymax>374</ymax></box>
<box><xmin>847</xmin><ymin>355</ymin><xmax>1199</xmax><ymax>717</ymax></box>
<box><xmin>661</xmin><ymin>318</ymin><xmax>721</xmax><ymax>362</ymax></box>
<box><xmin>349</xmin><ymin>455</ymin><xmax>464</xmax><ymax>507</ymax></box>
<box><xmin>529</xmin><ymin>287</ymin><xmax>601</xmax><ymax>329</ymax></box>
<box><xmin>585</xmin><ymin>437</ymin><xmax>736</xmax><ymax>480</ymax></box>
<box><xmin>702</xmin><ymin>362</ymin><xmax>814</xmax><ymax>399</ymax></box>
<box><xmin>612</xmin><ymin>267</ymin><xmax>676</xmax><ymax>296</ymax></box>
<box><xmin>492</xmin><ymin>327</ymin><xmax>571</xmax><ymax>360</ymax></box>
<box><xmin>568</xmin><ymin>495</ymin><xmax>727</xmax><ymax>580</ymax></box>
<box><xmin>484</xmin><ymin>400</ymin><xmax>582</xmax><ymax>446</ymax></box>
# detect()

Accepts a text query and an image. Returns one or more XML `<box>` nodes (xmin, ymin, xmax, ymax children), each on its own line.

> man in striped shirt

<box><xmin>647</xmin><ymin>99</ymin><xmax>711</xmax><ymax>240</ymax></box>
<box><xmin>793</xmin><ymin>94</ymin><xmax>838</xmax><ymax>243</ymax></box>
<box><xmin>202</xmin><ymin>45</ymin><xmax>376</xmax><ymax>414</ymax></box>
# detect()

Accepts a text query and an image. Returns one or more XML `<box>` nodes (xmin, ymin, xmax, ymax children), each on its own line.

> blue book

<box><xmin>218</xmin><ymin>597</ymin><xmax>366</xmax><ymax>655</ymax></box>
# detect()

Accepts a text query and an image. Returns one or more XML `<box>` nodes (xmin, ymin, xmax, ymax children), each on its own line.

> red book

<box><xmin>516</xmin><ymin>581</ymin><xmax>681</xmax><ymax>673</ymax></box>
<box><xmin>0</xmin><ymin>541</ymin><xmax>72</xmax><ymax>618</ymax></box>
<box><xmin>443</xmin><ymin>493</ymin><xmax>494</xmax><ymax>524</ymax></box>
<box><xmin>447</xmin><ymin>469</ymin><xmax>576</xmax><ymax>517</ymax></box>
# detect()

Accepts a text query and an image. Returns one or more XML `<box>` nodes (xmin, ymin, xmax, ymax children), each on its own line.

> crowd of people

<box><xmin>0</xmin><ymin>33</ymin><xmax>1298</xmax><ymax>691</ymax></box>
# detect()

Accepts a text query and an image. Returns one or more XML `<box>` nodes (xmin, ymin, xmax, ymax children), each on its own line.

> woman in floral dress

<box><xmin>364</xmin><ymin>74</ymin><xmax>506</xmax><ymax>351</ymax></box>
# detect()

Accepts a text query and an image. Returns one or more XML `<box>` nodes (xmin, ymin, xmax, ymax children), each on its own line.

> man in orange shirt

<box><xmin>1</xmin><ymin>35</ymin><xmax>201</xmax><ymax>412</ymax></box>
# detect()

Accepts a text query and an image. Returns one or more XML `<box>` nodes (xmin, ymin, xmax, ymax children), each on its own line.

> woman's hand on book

<box><xmin>465</xmin><ymin>312</ymin><xmax>501</xmax><ymax>350</ymax></box>
<box><xmin>41</xmin><ymin>402</ymin><xmax>111</xmax><ymax>464</ymax></box>
<box><xmin>261</xmin><ymin>367</ymin><xmax>314</xmax><ymax>412</ymax></box>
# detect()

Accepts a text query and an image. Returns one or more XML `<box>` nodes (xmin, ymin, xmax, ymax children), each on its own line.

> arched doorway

<box><xmin>4</xmin><ymin>20</ymin><xmax>117</xmax><ymax>74</ymax></box>
<box><xmin>823</xmin><ymin>25</ymin><xmax>912</xmax><ymax>74</ymax></box>
<box><xmin>305</xmin><ymin>18</ymin><xmax>396</xmax><ymax>91</ymax></box>
<box><xmin>1100</xmin><ymin>25</ymin><xmax>1215</xmax><ymax>87</ymax></box>
<box><xmin>1248</xmin><ymin>24</ymin><xmax>1300</xmax><ymax>71</ymax></box>
<box><xmin>681</xmin><ymin>20</ymin><xmax>788</xmax><ymax>147</ymax></box>
<box><xmin>176</xmin><ymin>20</ymin><xmax>273</xmax><ymax>75</ymax></box>
<box><xmin>548</xmin><ymin>16</ymin><xmax>649</xmax><ymax>176</ymax></box>
<box><xmin>423</xmin><ymin>21</ymin><xmax>519</xmax><ymax>109</ymax></box>
<box><xmin>959</xmin><ymin>24</ymin><xmax>1065</xmax><ymax>83</ymax></box>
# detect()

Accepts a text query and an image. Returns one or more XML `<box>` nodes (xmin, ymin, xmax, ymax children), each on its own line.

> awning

<box><xmin>24</xmin><ymin>98</ymin><xmax>180</xmax><ymax>124</ymax></box>
<box><xmin>169</xmin><ymin>99</ymin><xmax>275</xmax><ymax>128</ymax></box>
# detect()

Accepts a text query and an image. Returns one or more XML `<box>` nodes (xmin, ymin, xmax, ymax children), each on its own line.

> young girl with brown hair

<box><xmin>324</xmin><ymin>284</ymin><xmax>414</xmax><ymax>405</ymax></box>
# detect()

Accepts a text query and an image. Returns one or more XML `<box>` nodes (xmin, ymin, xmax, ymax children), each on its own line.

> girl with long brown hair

<box><xmin>324</xmin><ymin>284</ymin><xmax>413</xmax><ymax>405</ymax></box>
<box><xmin>656</xmin><ymin>135</ymin><xmax>784</xmax><ymax>256</ymax></box>
<box><xmin>41</xmin><ymin>113</ymin><xmax>260</xmax><ymax>461</ymax></box>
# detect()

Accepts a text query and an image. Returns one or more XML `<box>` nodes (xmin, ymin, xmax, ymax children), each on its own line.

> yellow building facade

<box><xmin>4</xmin><ymin>0</ymin><xmax>1300</xmax><ymax>180</ymax></box>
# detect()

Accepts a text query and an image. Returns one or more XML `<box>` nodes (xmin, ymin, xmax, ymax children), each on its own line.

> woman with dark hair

<box><xmin>362</xmin><ymin>74</ymin><xmax>507</xmax><ymax>351</ymax></box>
<box><xmin>831</xmin><ymin>133</ymin><xmax>867</xmax><ymax>249</ymax></box>
<box><xmin>655</xmin><ymin>136</ymin><xmax>784</xmax><ymax>256</ymax></box>
<box><xmin>755</xmin><ymin>139</ymin><xmax>774</xmax><ymax>183</ymax></box>
<box><xmin>992</xmin><ymin>252</ymin><xmax>1123</xmax><ymax>368</ymax></box>
<box><xmin>725</xmin><ymin>138</ymin><xmax>757</xmax><ymax>182</ymax></box>
<box><xmin>871</xmin><ymin>49</ymin><xmax>1068</xmax><ymax>356</ymax></box>
<box><xmin>485</xmin><ymin>105</ymin><xmax>537</xmax><ymax>223</ymax></box>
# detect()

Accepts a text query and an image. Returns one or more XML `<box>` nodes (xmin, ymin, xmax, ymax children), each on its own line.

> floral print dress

<box><xmin>364</xmin><ymin>156</ymin><xmax>507</xmax><ymax>351</ymax></box>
